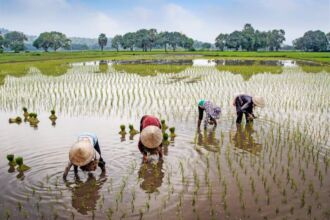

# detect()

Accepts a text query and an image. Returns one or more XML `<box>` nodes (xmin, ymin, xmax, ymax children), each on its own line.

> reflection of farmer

<box><xmin>138</xmin><ymin>115</ymin><xmax>163</xmax><ymax>163</ymax></box>
<box><xmin>63</xmin><ymin>132</ymin><xmax>106</xmax><ymax>180</ymax></box>
<box><xmin>230</xmin><ymin>124</ymin><xmax>262</xmax><ymax>155</ymax></box>
<box><xmin>197</xmin><ymin>127</ymin><xmax>220</xmax><ymax>152</ymax></box>
<box><xmin>197</xmin><ymin>99</ymin><xmax>221</xmax><ymax>130</ymax></box>
<box><xmin>232</xmin><ymin>95</ymin><xmax>265</xmax><ymax>124</ymax></box>
<box><xmin>65</xmin><ymin>173</ymin><xmax>107</xmax><ymax>215</ymax></box>
<box><xmin>138</xmin><ymin>160</ymin><xmax>164</xmax><ymax>193</ymax></box>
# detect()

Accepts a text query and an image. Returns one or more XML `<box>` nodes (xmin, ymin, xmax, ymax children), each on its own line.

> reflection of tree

<box><xmin>138</xmin><ymin>161</ymin><xmax>164</xmax><ymax>193</ymax></box>
<box><xmin>197</xmin><ymin>128</ymin><xmax>221</xmax><ymax>152</ymax></box>
<box><xmin>65</xmin><ymin>173</ymin><xmax>107</xmax><ymax>215</ymax></box>
<box><xmin>230</xmin><ymin>124</ymin><xmax>262</xmax><ymax>155</ymax></box>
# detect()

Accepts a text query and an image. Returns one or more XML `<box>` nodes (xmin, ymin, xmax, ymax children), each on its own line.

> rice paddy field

<box><xmin>0</xmin><ymin>58</ymin><xmax>329</xmax><ymax>220</ymax></box>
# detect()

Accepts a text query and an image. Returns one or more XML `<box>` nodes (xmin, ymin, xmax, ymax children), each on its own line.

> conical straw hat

<box><xmin>69</xmin><ymin>139</ymin><xmax>95</xmax><ymax>166</ymax></box>
<box><xmin>252</xmin><ymin>96</ymin><xmax>265</xmax><ymax>108</ymax></box>
<box><xmin>140</xmin><ymin>126</ymin><xmax>163</xmax><ymax>149</ymax></box>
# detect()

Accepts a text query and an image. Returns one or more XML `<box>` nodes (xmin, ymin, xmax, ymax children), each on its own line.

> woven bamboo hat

<box><xmin>252</xmin><ymin>96</ymin><xmax>265</xmax><ymax>108</ymax></box>
<box><xmin>69</xmin><ymin>139</ymin><xmax>95</xmax><ymax>166</ymax></box>
<box><xmin>140</xmin><ymin>126</ymin><xmax>163</xmax><ymax>149</ymax></box>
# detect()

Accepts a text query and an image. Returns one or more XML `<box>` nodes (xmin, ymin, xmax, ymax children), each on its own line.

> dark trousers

<box><xmin>235</xmin><ymin>99</ymin><xmax>252</xmax><ymax>124</ymax></box>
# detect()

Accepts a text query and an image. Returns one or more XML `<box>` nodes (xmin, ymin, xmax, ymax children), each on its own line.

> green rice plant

<box><xmin>161</xmin><ymin>120</ymin><xmax>168</xmax><ymax>131</ymax></box>
<box><xmin>300</xmin><ymin>191</ymin><xmax>305</xmax><ymax>207</ymax></box>
<box><xmin>9</xmin><ymin>116</ymin><xmax>22</xmax><ymax>124</ymax></box>
<box><xmin>6</xmin><ymin>154</ymin><xmax>16</xmax><ymax>166</ymax></box>
<box><xmin>162</xmin><ymin>133</ymin><xmax>170</xmax><ymax>145</ymax></box>
<box><xmin>49</xmin><ymin>110</ymin><xmax>57</xmax><ymax>120</ymax></box>
<box><xmin>129</xmin><ymin>124</ymin><xmax>139</xmax><ymax>135</ymax></box>
<box><xmin>17</xmin><ymin>202</ymin><xmax>22</xmax><ymax>212</ymax></box>
<box><xmin>15</xmin><ymin>157</ymin><xmax>31</xmax><ymax>172</ymax></box>
<box><xmin>290</xmin><ymin>206</ymin><xmax>294</xmax><ymax>215</ymax></box>
<box><xmin>119</xmin><ymin>124</ymin><xmax>126</xmax><ymax>135</ymax></box>
<box><xmin>22</xmin><ymin>107</ymin><xmax>29</xmax><ymax>118</ymax></box>
<box><xmin>169</xmin><ymin>127</ymin><xmax>176</xmax><ymax>138</ymax></box>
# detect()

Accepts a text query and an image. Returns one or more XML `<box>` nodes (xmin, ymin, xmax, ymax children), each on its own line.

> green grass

<box><xmin>0</xmin><ymin>51</ymin><xmax>329</xmax><ymax>64</ymax></box>
<box><xmin>216</xmin><ymin>65</ymin><xmax>283</xmax><ymax>80</ymax></box>
<box><xmin>113</xmin><ymin>64</ymin><xmax>189</xmax><ymax>76</ymax></box>
<box><xmin>300</xmin><ymin>65</ymin><xmax>330</xmax><ymax>73</ymax></box>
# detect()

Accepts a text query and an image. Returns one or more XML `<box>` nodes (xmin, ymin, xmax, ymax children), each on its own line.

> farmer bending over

<box><xmin>63</xmin><ymin>132</ymin><xmax>105</xmax><ymax>179</ymax></box>
<box><xmin>197</xmin><ymin>99</ymin><xmax>221</xmax><ymax>130</ymax></box>
<box><xmin>232</xmin><ymin>94</ymin><xmax>265</xmax><ymax>124</ymax></box>
<box><xmin>138</xmin><ymin>115</ymin><xmax>163</xmax><ymax>163</ymax></box>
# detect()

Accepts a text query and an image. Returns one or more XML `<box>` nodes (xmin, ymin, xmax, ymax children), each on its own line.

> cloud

<box><xmin>0</xmin><ymin>0</ymin><xmax>329</xmax><ymax>44</ymax></box>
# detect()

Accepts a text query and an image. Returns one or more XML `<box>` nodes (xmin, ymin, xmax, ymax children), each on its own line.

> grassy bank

<box><xmin>0</xmin><ymin>51</ymin><xmax>330</xmax><ymax>64</ymax></box>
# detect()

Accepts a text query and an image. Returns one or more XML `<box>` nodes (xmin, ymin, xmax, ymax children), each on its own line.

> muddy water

<box><xmin>0</xmin><ymin>61</ymin><xmax>329</xmax><ymax>220</ymax></box>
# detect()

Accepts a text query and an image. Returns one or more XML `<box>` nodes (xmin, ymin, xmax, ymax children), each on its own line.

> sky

<box><xmin>0</xmin><ymin>0</ymin><xmax>329</xmax><ymax>44</ymax></box>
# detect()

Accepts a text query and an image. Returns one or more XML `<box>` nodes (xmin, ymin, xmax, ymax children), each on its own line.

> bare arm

<box><xmin>63</xmin><ymin>161</ymin><xmax>73</xmax><ymax>180</ymax></box>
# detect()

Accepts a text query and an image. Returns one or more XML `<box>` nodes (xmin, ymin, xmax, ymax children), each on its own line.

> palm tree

<box><xmin>98</xmin><ymin>33</ymin><xmax>108</xmax><ymax>51</ymax></box>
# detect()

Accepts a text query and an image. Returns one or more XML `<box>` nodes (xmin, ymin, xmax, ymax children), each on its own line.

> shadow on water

<box><xmin>230</xmin><ymin>123</ymin><xmax>262</xmax><ymax>155</ymax></box>
<box><xmin>64</xmin><ymin>172</ymin><xmax>107</xmax><ymax>215</ymax></box>
<box><xmin>196</xmin><ymin>128</ymin><xmax>221</xmax><ymax>152</ymax></box>
<box><xmin>138</xmin><ymin>160</ymin><xmax>164</xmax><ymax>193</ymax></box>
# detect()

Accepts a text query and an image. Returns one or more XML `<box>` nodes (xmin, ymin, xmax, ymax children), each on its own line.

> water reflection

<box><xmin>65</xmin><ymin>173</ymin><xmax>107</xmax><ymax>215</ymax></box>
<box><xmin>230</xmin><ymin>124</ymin><xmax>262</xmax><ymax>155</ymax></box>
<box><xmin>138</xmin><ymin>160</ymin><xmax>164</xmax><ymax>193</ymax></box>
<box><xmin>196</xmin><ymin>128</ymin><xmax>221</xmax><ymax>152</ymax></box>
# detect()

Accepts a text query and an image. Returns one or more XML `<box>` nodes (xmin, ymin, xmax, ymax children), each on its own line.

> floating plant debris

<box><xmin>7</xmin><ymin>154</ymin><xmax>16</xmax><ymax>166</ymax></box>
<box><xmin>15</xmin><ymin>157</ymin><xmax>31</xmax><ymax>172</ymax></box>
<box><xmin>169</xmin><ymin>127</ymin><xmax>176</xmax><ymax>138</ymax></box>
<box><xmin>129</xmin><ymin>124</ymin><xmax>139</xmax><ymax>135</ymax></box>
<box><xmin>49</xmin><ymin>110</ymin><xmax>57</xmax><ymax>120</ymax></box>
<box><xmin>119</xmin><ymin>124</ymin><xmax>127</xmax><ymax>135</ymax></box>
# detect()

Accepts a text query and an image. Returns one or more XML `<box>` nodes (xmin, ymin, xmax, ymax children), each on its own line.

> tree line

<box><xmin>215</xmin><ymin>24</ymin><xmax>286</xmax><ymax>51</ymax></box>
<box><xmin>1</xmin><ymin>25</ymin><xmax>330</xmax><ymax>53</ymax></box>
<box><xmin>110</xmin><ymin>29</ymin><xmax>194</xmax><ymax>52</ymax></box>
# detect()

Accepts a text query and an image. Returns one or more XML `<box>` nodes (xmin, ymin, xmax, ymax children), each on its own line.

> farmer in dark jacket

<box><xmin>138</xmin><ymin>115</ymin><xmax>163</xmax><ymax>163</ymax></box>
<box><xmin>232</xmin><ymin>95</ymin><xmax>265</xmax><ymax>124</ymax></box>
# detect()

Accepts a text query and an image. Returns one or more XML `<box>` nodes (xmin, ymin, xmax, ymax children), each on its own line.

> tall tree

<box><xmin>241</xmin><ymin>24</ymin><xmax>255</xmax><ymax>51</ymax></box>
<box><xmin>122</xmin><ymin>32</ymin><xmax>135</xmax><ymax>51</ymax></box>
<box><xmin>253</xmin><ymin>31</ymin><xmax>268</xmax><ymax>51</ymax></box>
<box><xmin>49</xmin><ymin>31</ymin><xmax>70</xmax><ymax>51</ymax></box>
<box><xmin>4</xmin><ymin>31</ymin><xmax>27</xmax><ymax>52</ymax></box>
<box><xmin>158</xmin><ymin>31</ymin><xmax>171</xmax><ymax>52</ymax></box>
<box><xmin>148</xmin><ymin>29</ymin><xmax>158</xmax><ymax>51</ymax></box>
<box><xmin>98</xmin><ymin>33</ymin><xmax>108</xmax><ymax>51</ymax></box>
<box><xmin>135</xmin><ymin>29</ymin><xmax>149</xmax><ymax>51</ymax></box>
<box><xmin>226</xmin><ymin>31</ymin><xmax>242</xmax><ymax>51</ymax></box>
<box><xmin>215</xmin><ymin>33</ymin><xmax>228</xmax><ymax>51</ymax></box>
<box><xmin>111</xmin><ymin>35</ymin><xmax>123</xmax><ymax>52</ymax></box>
<box><xmin>202</xmin><ymin>42</ymin><xmax>212</xmax><ymax>50</ymax></box>
<box><xmin>168</xmin><ymin>32</ymin><xmax>182</xmax><ymax>51</ymax></box>
<box><xmin>0</xmin><ymin>35</ymin><xmax>4</xmax><ymax>53</ymax></box>
<box><xmin>267</xmin><ymin>29</ymin><xmax>285</xmax><ymax>51</ymax></box>
<box><xmin>293</xmin><ymin>30</ymin><xmax>327</xmax><ymax>52</ymax></box>
<box><xmin>33</xmin><ymin>32</ymin><xmax>52</xmax><ymax>52</ymax></box>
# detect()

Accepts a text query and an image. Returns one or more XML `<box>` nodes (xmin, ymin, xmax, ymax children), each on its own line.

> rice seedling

<box><xmin>6</xmin><ymin>154</ymin><xmax>16</xmax><ymax>166</ymax></box>
<box><xmin>8</xmin><ymin>116</ymin><xmax>22</xmax><ymax>124</ymax></box>
<box><xmin>161</xmin><ymin>120</ymin><xmax>168</xmax><ymax>131</ymax></box>
<box><xmin>169</xmin><ymin>127</ymin><xmax>176</xmax><ymax>138</ymax></box>
<box><xmin>128</xmin><ymin>124</ymin><xmax>139</xmax><ymax>135</ymax></box>
<box><xmin>119</xmin><ymin>124</ymin><xmax>126</xmax><ymax>135</ymax></box>
<box><xmin>28</xmin><ymin>113</ymin><xmax>39</xmax><ymax>126</ymax></box>
<box><xmin>15</xmin><ymin>157</ymin><xmax>30</xmax><ymax>172</ymax></box>
<box><xmin>49</xmin><ymin>109</ymin><xmax>57</xmax><ymax>120</ymax></box>
<box><xmin>162</xmin><ymin>133</ymin><xmax>170</xmax><ymax>145</ymax></box>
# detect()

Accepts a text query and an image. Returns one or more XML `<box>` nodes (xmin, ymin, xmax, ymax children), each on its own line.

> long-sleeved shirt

<box><xmin>234</xmin><ymin>95</ymin><xmax>253</xmax><ymax>114</ymax></box>
<box><xmin>138</xmin><ymin>115</ymin><xmax>162</xmax><ymax>155</ymax></box>
<box><xmin>198</xmin><ymin>101</ymin><xmax>221</xmax><ymax>128</ymax></box>
<box><xmin>63</xmin><ymin>133</ymin><xmax>101</xmax><ymax>178</ymax></box>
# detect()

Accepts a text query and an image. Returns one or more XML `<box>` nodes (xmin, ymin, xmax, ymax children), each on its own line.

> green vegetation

<box><xmin>33</xmin><ymin>31</ymin><xmax>70</xmax><ymax>52</ymax></box>
<box><xmin>119</xmin><ymin>124</ymin><xmax>126</xmax><ymax>135</ymax></box>
<box><xmin>300</xmin><ymin>65</ymin><xmax>330</xmax><ymax>73</ymax></box>
<box><xmin>8</xmin><ymin>116</ymin><xmax>22</xmax><ymax>124</ymax></box>
<box><xmin>15</xmin><ymin>156</ymin><xmax>31</xmax><ymax>172</ymax></box>
<box><xmin>7</xmin><ymin>154</ymin><xmax>16</xmax><ymax>166</ymax></box>
<box><xmin>215</xmin><ymin>24</ymin><xmax>285</xmax><ymax>51</ymax></box>
<box><xmin>113</xmin><ymin>64</ymin><xmax>189</xmax><ymax>76</ymax></box>
<box><xmin>216</xmin><ymin>65</ymin><xmax>283</xmax><ymax>80</ymax></box>
<box><xmin>98</xmin><ymin>33</ymin><xmax>108</xmax><ymax>51</ymax></box>
<box><xmin>293</xmin><ymin>31</ymin><xmax>329</xmax><ymax>52</ymax></box>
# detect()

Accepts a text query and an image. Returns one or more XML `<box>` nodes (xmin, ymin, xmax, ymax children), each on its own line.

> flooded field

<box><xmin>0</xmin><ymin>59</ymin><xmax>329</xmax><ymax>220</ymax></box>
